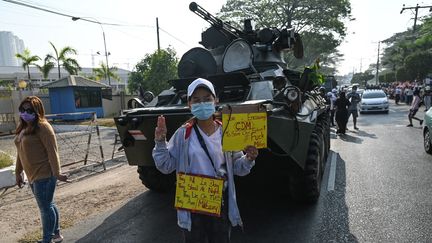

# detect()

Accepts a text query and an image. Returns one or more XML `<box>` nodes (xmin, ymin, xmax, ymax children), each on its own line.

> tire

<box><xmin>315</xmin><ymin>123</ymin><xmax>327</xmax><ymax>163</ymax></box>
<box><xmin>289</xmin><ymin>129</ymin><xmax>323</xmax><ymax>203</ymax></box>
<box><xmin>137</xmin><ymin>166</ymin><xmax>176</xmax><ymax>192</ymax></box>
<box><xmin>424</xmin><ymin>129</ymin><xmax>432</xmax><ymax>154</ymax></box>
<box><xmin>317</xmin><ymin>113</ymin><xmax>331</xmax><ymax>161</ymax></box>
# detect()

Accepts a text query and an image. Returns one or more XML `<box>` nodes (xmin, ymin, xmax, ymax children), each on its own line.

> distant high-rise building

<box><xmin>0</xmin><ymin>31</ymin><xmax>25</xmax><ymax>66</ymax></box>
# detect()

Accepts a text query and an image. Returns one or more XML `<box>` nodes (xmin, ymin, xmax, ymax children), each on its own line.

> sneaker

<box><xmin>420</xmin><ymin>120</ymin><xmax>424</xmax><ymax>126</ymax></box>
<box><xmin>354</xmin><ymin>126</ymin><xmax>359</xmax><ymax>130</ymax></box>
<box><xmin>52</xmin><ymin>234</ymin><xmax>64</xmax><ymax>243</ymax></box>
<box><xmin>407</xmin><ymin>124</ymin><xmax>413</xmax><ymax>127</ymax></box>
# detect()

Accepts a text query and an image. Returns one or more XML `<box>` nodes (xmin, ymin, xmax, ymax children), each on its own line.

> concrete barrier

<box><xmin>0</xmin><ymin>164</ymin><xmax>16</xmax><ymax>189</ymax></box>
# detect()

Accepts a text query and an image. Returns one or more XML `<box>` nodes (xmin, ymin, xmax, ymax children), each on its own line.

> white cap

<box><xmin>187</xmin><ymin>78</ymin><xmax>216</xmax><ymax>98</ymax></box>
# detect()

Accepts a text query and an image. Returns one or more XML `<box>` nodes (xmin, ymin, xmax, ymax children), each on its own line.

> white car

<box><xmin>359</xmin><ymin>90</ymin><xmax>389</xmax><ymax>114</ymax></box>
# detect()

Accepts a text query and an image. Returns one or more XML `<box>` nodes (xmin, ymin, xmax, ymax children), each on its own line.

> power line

<box><xmin>159</xmin><ymin>27</ymin><xmax>188</xmax><ymax>46</ymax></box>
<box><xmin>400</xmin><ymin>4</ymin><xmax>432</xmax><ymax>32</ymax></box>
<box><xmin>2</xmin><ymin>0</ymin><xmax>152</xmax><ymax>27</ymax></box>
<box><xmin>2</xmin><ymin>0</ymin><xmax>188</xmax><ymax>47</ymax></box>
<box><xmin>2</xmin><ymin>0</ymin><xmax>75</xmax><ymax>19</ymax></box>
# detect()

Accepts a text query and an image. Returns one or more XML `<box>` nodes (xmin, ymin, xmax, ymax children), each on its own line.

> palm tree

<box><xmin>15</xmin><ymin>49</ymin><xmax>40</xmax><ymax>89</ymax></box>
<box><xmin>36</xmin><ymin>55</ymin><xmax>55</xmax><ymax>79</ymax></box>
<box><xmin>92</xmin><ymin>62</ymin><xmax>120</xmax><ymax>82</ymax></box>
<box><xmin>49</xmin><ymin>42</ymin><xmax>81</xmax><ymax>79</ymax></box>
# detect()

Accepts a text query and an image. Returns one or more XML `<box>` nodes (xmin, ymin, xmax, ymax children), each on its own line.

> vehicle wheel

<box><xmin>424</xmin><ymin>129</ymin><xmax>432</xmax><ymax>154</ymax></box>
<box><xmin>316</xmin><ymin>122</ymin><xmax>328</xmax><ymax>162</ymax></box>
<box><xmin>384</xmin><ymin>110</ymin><xmax>389</xmax><ymax>114</ymax></box>
<box><xmin>137</xmin><ymin>166</ymin><xmax>176</xmax><ymax>192</ymax></box>
<box><xmin>317</xmin><ymin>113</ymin><xmax>331</xmax><ymax>159</ymax></box>
<box><xmin>289</xmin><ymin>130</ymin><xmax>323</xmax><ymax>203</ymax></box>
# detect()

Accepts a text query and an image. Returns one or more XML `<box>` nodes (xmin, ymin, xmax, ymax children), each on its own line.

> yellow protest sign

<box><xmin>222</xmin><ymin>106</ymin><xmax>267</xmax><ymax>151</ymax></box>
<box><xmin>174</xmin><ymin>173</ymin><xmax>224</xmax><ymax>217</ymax></box>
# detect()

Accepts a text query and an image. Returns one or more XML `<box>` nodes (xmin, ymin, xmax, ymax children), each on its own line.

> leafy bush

<box><xmin>0</xmin><ymin>152</ymin><xmax>13</xmax><ymax>169</ymax></box>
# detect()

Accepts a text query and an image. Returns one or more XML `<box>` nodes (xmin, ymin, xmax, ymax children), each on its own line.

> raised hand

<box><xmin>155</xmin><ymin>115</ymin><xmax>167</xmax><ymax>141</ymax></box>
<box><xmin>244</xmin><ymin>145</ymin><xmax>259</xmax><ymax>161</ymax></box>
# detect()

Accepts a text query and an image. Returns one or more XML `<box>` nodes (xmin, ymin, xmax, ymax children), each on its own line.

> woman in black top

<box><xmin>335</xmin><ymin>91</ymin><xmax>351</xmax><ymax>134</ymax></box>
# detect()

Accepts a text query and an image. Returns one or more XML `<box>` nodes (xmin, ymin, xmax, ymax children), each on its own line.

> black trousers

<box><xmin>336</xmin><ymin>110</ymin><xmax>348</xmax><ymax>134</ymax></box>
<box><xmin>183</xmin><ymin>192</ymin><xmax>230</xmax><ymax>243</ymax></box>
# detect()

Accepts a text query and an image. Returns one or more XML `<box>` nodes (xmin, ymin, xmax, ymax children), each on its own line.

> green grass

<box><xmin>96</xmin><ymin>118</ymin><xmax>116</xmax><ymax>127</ymax></box>
<box><xmin>0</xmin><ymin>152</ymin><xmax>13</xmax><ymax>169</ymax></box>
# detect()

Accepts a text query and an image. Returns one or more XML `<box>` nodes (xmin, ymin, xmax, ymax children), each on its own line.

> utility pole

<box><xmin>156</xmin><ymin>17</ymin><xmax>160</xmax><ymax>51</ymax></box>
<box><xmin>400</xmin><ymin>4</ymin><xmax>432</xmax><ymax>32</ymax></box>
<box><xmin>376</xmin><ymin>41</ymin><xmax>380</xmax><ymax>85</ymax></box>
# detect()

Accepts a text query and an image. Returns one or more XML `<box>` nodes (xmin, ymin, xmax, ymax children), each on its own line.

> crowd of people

<box><xmin>322</xmin><ymin>86</ymin><xmax>360</xmax><ymax>135</ymax></box>
<box><xmin>384</xmin><ymin>80</ymin><xmax>432</xmax><ymax>111</ymax></box>
<box><xmin>323</xmin><ymin>78</ymin><xmax>431</xmax><ymax>133</ymax></box>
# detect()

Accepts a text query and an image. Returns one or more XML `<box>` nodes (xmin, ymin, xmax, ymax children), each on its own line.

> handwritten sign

<box><xmin>222</xmin><ymin>111</ymin><xmax>267</xmax><ymax>151</ymax></box>
<box><xmin>174</xmin><ymin>173</ymin><xmax>224</xmax><ymax>217</ymax></box>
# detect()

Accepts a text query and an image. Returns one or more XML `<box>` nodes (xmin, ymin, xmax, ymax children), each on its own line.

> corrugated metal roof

<box><xmin>40</xmin><ymin>75</ymin><xmax>111</xmax><ymax>88</ymax></box>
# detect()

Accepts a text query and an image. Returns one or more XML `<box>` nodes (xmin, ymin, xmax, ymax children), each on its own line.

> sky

<box><xmin>1</xmin><ymin>0</ymin><xmax>431</xmax><ymax>75</ymax></box>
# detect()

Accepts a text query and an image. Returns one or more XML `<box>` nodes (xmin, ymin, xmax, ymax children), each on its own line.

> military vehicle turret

<box><xmin>114</xmin><ymin>2</ymin><xmax>330</xmax><ymax>202</ymax></box>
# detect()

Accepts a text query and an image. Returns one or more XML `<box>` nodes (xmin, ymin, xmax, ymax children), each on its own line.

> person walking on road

<box><xmin>407</xmin><ymin>89</ymin><xmax>424</xmax><ymax>127</ymax></box>
<box><xmin>405</xmin><ymin>86</ymin><xmax>414</xmax><ymax>105</ymax></box>
<box><xmin>152</xmin><ymin>78</ymin><xmax>258</xmax><ymax>243</ymax></box>
<box><xmin>395</xmin><ymin>86</ymin><xmax>402</xmax><ymax>105</ymax></box>
<box><xmin>423</xmin><ymin>86</ymin><xmax>431</xmax><ymax>111</ymax></box>
<box><xmin>328</xmin><ymin>89</ymin><xmax>337</xmax><ymax>126</ymax></box>
<box><xmin>14</xmin><ymin>96</ymin><xmax>68</xmax><ymax>243</ymax></box>
<box><xmin>347</xmin><ymin>85</ymin><xmax>361</xmax><ymax>130</ymax></box>
<box><xmin>335</xmin><ymin>91</ymin><xmax>351</xmax><ymax>134</ymax></box>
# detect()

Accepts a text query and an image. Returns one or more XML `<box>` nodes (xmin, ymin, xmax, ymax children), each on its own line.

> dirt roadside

<box><xmin>0</xmin><ymin>163</ymin><xmax>146</xmax><ymax>242</ymax></box>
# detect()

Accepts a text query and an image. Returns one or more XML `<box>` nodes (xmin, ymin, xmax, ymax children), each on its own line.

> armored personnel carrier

<box><xmin>114</xmin><ymin>2</ymin><xmax>330</xmax><ymax>202</ymax></box>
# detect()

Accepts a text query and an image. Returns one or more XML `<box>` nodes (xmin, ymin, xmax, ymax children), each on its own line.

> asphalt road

<box><xmin>63</xmin><ymin>102</ymin><xmax>432</xmax><ymax>242</ymax></box>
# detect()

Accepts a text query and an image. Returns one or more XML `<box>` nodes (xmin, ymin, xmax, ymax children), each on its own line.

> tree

<box><xmin>92</xmin><ymin>62</ymin><xmax>121</xmax><ymax>82</ymax></box>
<box><xmin>351</xmin><ymin>71</ymin><xmax>374</xmax><ymax>85</ymax></box>
<box><xmin>48</xmin><ymin>42</ymin><xmax>81</xmax><ymax>79</ymax></box>
<box><xmin>380</xmin><ymin>15</ymin><xmax>432</xmax><ymax>80</ymax></box>
<box><xmin>287</xmin><ymin>31</ymin><xmax>342</xmax><ymax>72</ymax></box>
<box><xmin>404</xmin><ymin>51</ymin><xmax>432</xmax><ymax>80</ymax></box>
<box><xmin>36</xmin><ymin>55</ymin><xmax>55</xmax><ymax>79</ymax></box>
<box><xmin>15</xmin><ymin>49</ymin><xmax>40</xmax><ymax>89</ymax></box>
<box><xmin>128</xmin><ymin>47</ymin><xmax>178</xmax><ymax>95</ymax></box>
<box><xmin>396</xmin><ymin>66</ymin><xmax>411</xmax><ymax>81</ymax></box>
<box><xmin>218</xmin><ymin>0</ymin><xmax>351</xmax><ymax>71</ymax></box>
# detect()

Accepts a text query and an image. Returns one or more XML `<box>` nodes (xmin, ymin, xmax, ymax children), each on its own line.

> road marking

<box><xmin>327</xmin><ymin>151</ymin><xmax>337</xmax><ymax>191</ymax></box>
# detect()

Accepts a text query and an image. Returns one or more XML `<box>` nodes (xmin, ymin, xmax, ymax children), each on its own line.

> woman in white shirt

<box><xmin>153</xmin><ymin>78</ymin><xmax>258</xmax><ymax>243</ymax></box>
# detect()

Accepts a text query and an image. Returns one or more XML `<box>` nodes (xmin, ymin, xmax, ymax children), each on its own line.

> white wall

<box><xmin>102</xmin><ymin>94</ymin><xmax>136</xmax><ymax>117</ymax></box>
<box><xmin>0</xmin><ymin>91</ymin><xmax>138</xmax><ymax>132</ymax></box>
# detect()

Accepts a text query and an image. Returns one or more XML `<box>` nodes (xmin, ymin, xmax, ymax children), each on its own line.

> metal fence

<box><xmin>45</xmin><ymin>112</ymin><xmax>106</xmax><ymax>171</ymax></box>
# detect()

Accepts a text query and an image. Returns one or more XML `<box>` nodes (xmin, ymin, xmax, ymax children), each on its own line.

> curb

<box><xmin>58</xmin><ymin>155</ymin><xmax>128</xmax><ymax>187</ymax></box>
<box><xmin>0</xmin><ymin>151</ymin><xmax>17</xmax><ymax>189</ymax></box>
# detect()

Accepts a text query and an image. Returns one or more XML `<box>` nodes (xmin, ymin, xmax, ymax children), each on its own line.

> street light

<box><xmin>72</xmin><ymin>16</ymin><xmax>111</xmax><ymax>86</ymax></box>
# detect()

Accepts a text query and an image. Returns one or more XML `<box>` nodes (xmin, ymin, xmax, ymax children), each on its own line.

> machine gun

<box><xmin>189</xmin><ymin>2</ymin><xmax>243</xmax><ymax>43</ymax></box>
<box><xmin>189</xmin><ymin>1</ymin><xmax>303</xmax><ymax>58</ymax></box>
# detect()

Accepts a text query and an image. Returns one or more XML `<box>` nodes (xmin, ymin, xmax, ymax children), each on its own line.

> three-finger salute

<box><xmin>155</xmin><ymin>115</ymin><xmax>167</xmax><ymax>141</ymax></box>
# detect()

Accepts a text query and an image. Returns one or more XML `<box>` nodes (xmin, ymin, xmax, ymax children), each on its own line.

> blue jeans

<box><xmin>30</xmin><ymin>176</ymin><xmax>60</xmax><ymax>243</ymax></box>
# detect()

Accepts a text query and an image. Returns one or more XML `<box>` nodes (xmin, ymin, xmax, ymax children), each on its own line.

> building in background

<box><xmin>0</xmin><ymin>66</ymin><xmax>130</xmax><ymax>93</ymax></box>
<box><xmin>0</xmin><ymin>31</ymin><xmax>25</xmax><ymax>66</ymax></box>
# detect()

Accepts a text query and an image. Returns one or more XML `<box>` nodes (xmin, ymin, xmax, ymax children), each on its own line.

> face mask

<box><xmin>191</xmin><ymin>102</ymin><xmax>215</xmax><ymax>120</ymax></box>
<box><xmin>20</xmin><ymin>112</ymin><xmax>36</xmax><ymax>122</ymax></box>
